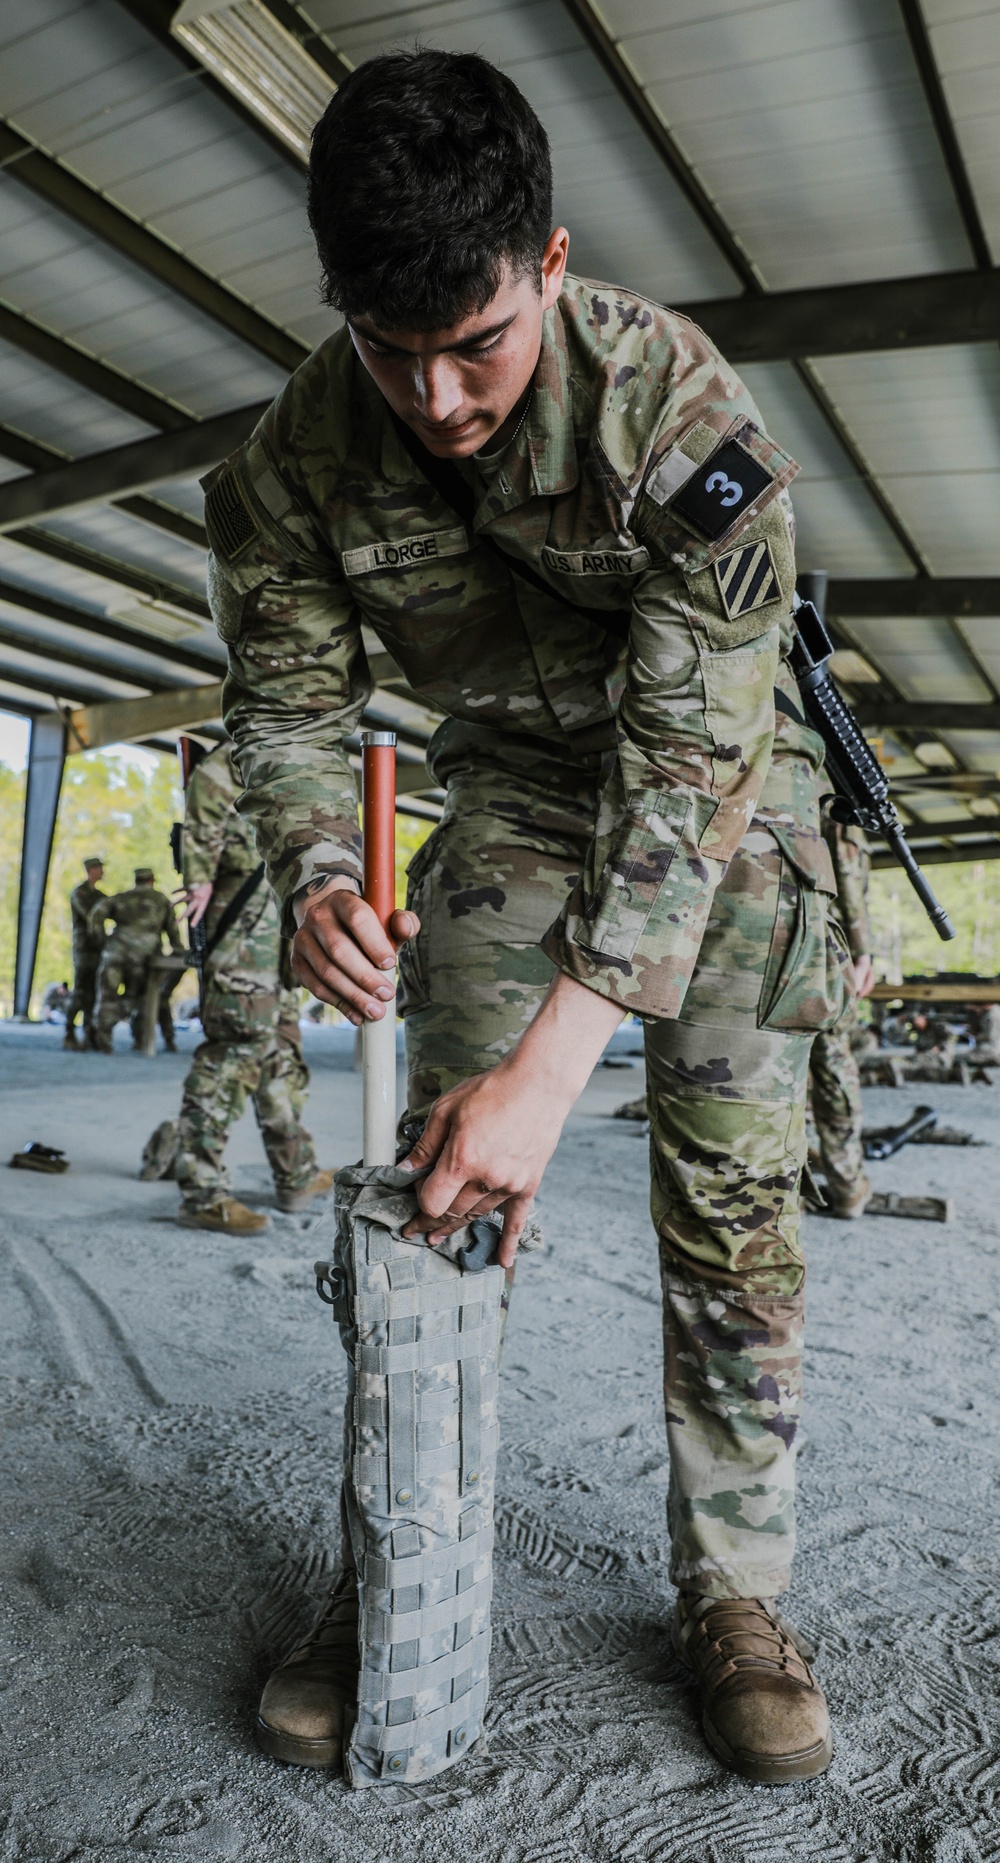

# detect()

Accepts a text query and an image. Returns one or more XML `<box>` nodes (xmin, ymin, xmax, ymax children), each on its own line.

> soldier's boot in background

<box><xmin>275</xmin><ymin>1167</ymin><xmax>336</xmax><ymax>1212</ymax></box>
<box><xmin>256</xmin><ymin>1566</ymin><xmax>359</xmax><ymax>1769</ymax></box>
<box><xmin>177</xmin><ymin>1196</ymin><xmax>268</xmax><ymax>1234</ymax></box>
<box><xmin>673</xmin><ymin>1594</ymin><xmax>832</xmax><ymax>1783</ymax></box>
<box><xmin>62</xmin><ymin>1029</ymin><xmax>81</xmax><ymax>1050</ymax></box>
<box><xmin>92</xmin><ymin>1033</ymin><xmax>113</xmax><ymax>1054</ymax></box>
<box><xmin>825</xmin><ymin>1170</ymin><xmax>871</xmax><ymax>1219</ymax></box>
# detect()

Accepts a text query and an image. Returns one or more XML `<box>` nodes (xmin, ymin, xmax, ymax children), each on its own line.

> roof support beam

<box><xmin>872</xmin><ymin>839</ymin><xmax>1000</xmax><ymax>868</ymax></box>
<box><xmin>0</xmin><ymin>658</ymin><xmax>133</xmax><ymax>706</ymax></box>
<box><xmin>897</xmin><ymin>0</ymin><xmax>992</xmax><ymax>270</ymax></box>
<box><xmin>0</xmin><ymin>419</ymin><xmax>207</xmax><ymax>551</ymax></box>
<box><xmin>0</xmin><ymin>300</ymin><xmax>189</xmax><ymax>430</ymax></box>
<box><xmin>559</xmin><ymin>0</ymin><xmax>929</xmax><ymax>577</ymax></box>
<box><xmin>882</xmin><ymin>814</ymin><xmax>1000</xmax><ymax>842</ymax></box>
<box><xmin>67</xmin><ymin>682</ymin><xmax>225</xmax><ymax>753</ymax></box>
<box><xmin>0</xmin><ymin>577</ymin><xmax>223</xmax><ymax>677</ymax></box>
<box><xmin>677</xmin><ymin>269</ymin><xmax>1000</xmax><ymax>364</ymax></box>
<box><xmin>854</xmin><ymin>700</ymin><xmax>1000</xmax><ymax>731</ymax></box>
<box><xmin>0</xmin><ymin>617</ymin><xmax>191</xmax><ymax>692</ymax></box>
<box><xmin>828</xmin><ymin>578</ymin><xmax>1000</xmax><ymax>617</ymax></box>
<box><xmin>0</xmin><ymin>402</ymin><xmax>271</xmax><ymax>532</ymax></box>
<box><xmin>0</xmin><ymin>122</ymin><xmax>309</xmax><ymax>374</ymax></box>
<box><xmin>6</xmin><ymin>528</ymin><xmax>211</xmax><ymax>618</ymax></box>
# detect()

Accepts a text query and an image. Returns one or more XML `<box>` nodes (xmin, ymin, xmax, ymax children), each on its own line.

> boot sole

<box><xmin>672</xmin><ymin>1618</ymin><xmax>834</xmax><ymax>1784</ymax></box>
<box><xmin>255</xmin><ymin>1715</ymin><xmax>342</xmax><ymax>1770</ymax></box>
<box><xmin>176</xmin><ymin>1213</ymin><xmax>268</xmax><ymax>1234</ymax></box>
<box><xmin>702</xmin><ymin>1712</ymin><xmax>833</xmax><ymax>1784</ymax></box>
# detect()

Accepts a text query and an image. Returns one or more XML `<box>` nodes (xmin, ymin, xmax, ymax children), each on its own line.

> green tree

<box><xmin>0</xmin><ymin>747</ymin><xmax>182</xmax><ymax>1017</ymax></box>
<box><xmin>0</xmin><ymin>749</ymin><xmax>434</xmax><ymax>1018</ymax></box>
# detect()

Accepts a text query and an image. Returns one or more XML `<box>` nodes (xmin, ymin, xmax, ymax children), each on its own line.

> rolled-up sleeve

<box><xmin>542</xmin><ymin>488</ymin><xmax>794</xmax><ymax>1020</ymax></box>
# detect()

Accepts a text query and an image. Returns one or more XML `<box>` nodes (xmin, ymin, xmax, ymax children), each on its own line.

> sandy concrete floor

<box><xmin>1</xmin><ymin>1018</ymin><xmax>999</xmax><ymax>1861</ymax></box>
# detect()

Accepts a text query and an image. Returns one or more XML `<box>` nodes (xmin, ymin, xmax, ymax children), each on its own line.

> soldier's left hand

<box><xmin>399</xmin><ymin>1058</ymin><xmax>571</xmax><ymax>1268</ymax></box>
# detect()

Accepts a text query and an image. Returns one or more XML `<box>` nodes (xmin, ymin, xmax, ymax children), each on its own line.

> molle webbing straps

<box><xmin>321</xmin><ymin>1165</ymin><xmax>504</xmax><ymax>1788</ymax></box>
<box><xmin>386</xmin><ymin>408</ymin><xmax>632</xmax><ymax>642</ymax></box>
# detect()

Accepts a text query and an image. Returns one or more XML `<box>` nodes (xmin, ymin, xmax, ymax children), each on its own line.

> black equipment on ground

<box><xmin>863</xmin><ymin>1104</ymin><xmax>938</xmax><ymax>1160</ymax></box>
<box><xmin>790</xmin><ymin>600</ymin><xmax>955</xmax><ymax>941</ymax></box>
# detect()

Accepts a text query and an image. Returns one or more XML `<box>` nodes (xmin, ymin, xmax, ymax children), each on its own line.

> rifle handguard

<box><xmin>790</xmin><ymin>601</ymin><xmax>955</xmax><ymax>941</ymax></box>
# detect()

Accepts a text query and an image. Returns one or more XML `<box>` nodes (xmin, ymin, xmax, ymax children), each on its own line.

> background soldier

<box><xmin>213</xmin><ymin>53</ymin><xmax>850</xmax><ymax>1786</ymax></box>
<box><xmin>91</xmin><ymin>867</ymin><xmax>183</xmax><ymax>1053</ymax></box>
<box><xmin>65</xmin><ymin>856</ymin><xmax>106</xmax><ymax>1049</ymax></box>
<box><xmin>810</xmin><ymin>819</ymin><xmax>873</xmax><ymax>1217</ymax></box>
<box><xmin>175</xmin><ymin>741</ymin><xmax>332</xmax><ymax>1235</ymax></box>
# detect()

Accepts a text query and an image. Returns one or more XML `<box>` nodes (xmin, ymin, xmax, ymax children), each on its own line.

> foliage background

<box><xmin>0</xmin><ymin>745</ymin><xmax>433</xmax><ymax>1017</ymax></box>
<box><xmin>2</xmin><ymin>736</ymin><xmax>995</xmax><ymax>1016</ymax></box>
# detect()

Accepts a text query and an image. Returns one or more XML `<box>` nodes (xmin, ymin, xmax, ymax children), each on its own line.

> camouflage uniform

<box><xmin>209</xmin><ymin>276</ymin><xmax>850</xmax><ymax>1602</ymax></box>
<box><xmin>92</xmin><ymin>877</ymin><xmax>184</xmax><ymax>1046</ymax></box>
<box><xmin>174</xmin><ymin>742</ymin><xmax>319</xmax><ymax>1211</ymax></box>
<box><xmin>809</xmin><ymin>822</ymin><xmax>869</xmax><ymax>1209</ymax></box>
<box><xmin>67</xmin><ymin>877</ymin><xmax>106</xmax><ymax>1040</ymax></box>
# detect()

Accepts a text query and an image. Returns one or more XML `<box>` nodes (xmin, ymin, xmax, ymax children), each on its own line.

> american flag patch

<box><xmin>714</xmin><ymin>539</ymin><xmax>780</xmax><ymax>620</ymax></box>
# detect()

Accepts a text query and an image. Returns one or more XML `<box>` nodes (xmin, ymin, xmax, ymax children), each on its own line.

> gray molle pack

<box><xmin>315</xmin><ymin>1164</ymin><xmax>505</xmax><ymax>1788</ymax></box>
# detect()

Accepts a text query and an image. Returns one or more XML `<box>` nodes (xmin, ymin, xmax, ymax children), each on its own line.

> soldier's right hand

<box><xmin>291</xmin><ymin>876</ymin><xmax>418</xmax><ymax>1026</ymax></box>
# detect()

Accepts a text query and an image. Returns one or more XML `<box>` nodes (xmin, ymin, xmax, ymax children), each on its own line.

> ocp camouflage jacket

<box><xmin>208</xmin><ymin>273</ymin><xmax>832</xmax><ymax>1019</ymax></box>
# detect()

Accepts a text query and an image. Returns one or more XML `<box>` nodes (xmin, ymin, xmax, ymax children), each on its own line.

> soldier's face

<box><xmin>348</xmin><ymin>228</ymin><xmax>570</xmax><ymax>457</ymax></box>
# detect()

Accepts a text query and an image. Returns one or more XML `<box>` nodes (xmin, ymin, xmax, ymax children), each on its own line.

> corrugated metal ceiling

<box><xmin>0</xmin><ymin>0</ymin><xmax>998</xmax><ymax>848</ymax></box>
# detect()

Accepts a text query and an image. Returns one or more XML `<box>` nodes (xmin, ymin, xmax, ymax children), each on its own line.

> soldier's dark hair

<box><xmin>308</xmin><ymin>50</ymin><xmax>553</xmax><ymax>330</ymax></box>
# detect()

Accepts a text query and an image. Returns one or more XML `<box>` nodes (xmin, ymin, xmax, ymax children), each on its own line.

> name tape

<box><xmin>342</xmin><ymin>526</ymin><xmax>468</xmax><ymax>577</ymax></box>
<box><xmin>540</xmin><ymin>545</ymin><xmax>650</xmax><ymax>577</ymax></box>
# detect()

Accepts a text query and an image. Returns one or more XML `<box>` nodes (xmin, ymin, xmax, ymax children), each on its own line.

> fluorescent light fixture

<box><xmin>913</xmin><ymin>739</ymin><xmax>958</xmax><ymax>771</ymax></box>
<box><xmin>111</xmin><ymin>598</ymin><xmax>205</xmax><ymax>642</ymax></box>
<box><xmin>829</xmin><ymin>648</ymin><xmax>880</xmax><ymax>685</ymax></box>
<box><xmin>172</xmin><ymin>0</ymin><xmax>336</xmax><ymax>160</ymax></box>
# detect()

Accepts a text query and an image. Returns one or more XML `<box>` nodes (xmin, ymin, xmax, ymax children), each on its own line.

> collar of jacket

<box><xmin>372</xmin><ymin>302</ymin><xmax>578</xmax><ymax>525</ymax></box>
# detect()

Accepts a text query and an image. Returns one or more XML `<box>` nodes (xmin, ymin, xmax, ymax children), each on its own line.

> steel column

<box><xmin>13</xmin><ymin>713</ymin><xmax>67</xmax><ymax>1018</ymax></box>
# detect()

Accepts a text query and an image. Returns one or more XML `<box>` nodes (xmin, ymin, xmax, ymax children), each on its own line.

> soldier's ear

<box><xmin>539</xmin><ymin>227</ymin><xmax>569</xmax><ymax>310</ymax></box>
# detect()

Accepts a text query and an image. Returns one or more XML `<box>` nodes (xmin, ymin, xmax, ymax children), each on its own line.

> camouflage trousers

<box><xmin>175</xmin><ymin>992</ymin><xmax>317</xmax><ymax>1209</ymax></box>
<box><xmin>398</xmin><ymin>766</ymin><xmax>819</xmax><ymax>1601</ymax></box>
<box><xmin>67</xmin><ymin>951</ymin><xmax>100</xmax><ymax>1034</ymax></box>
<box><xmin>94</xmin><ymin>946</ymin><xmax>154</xmax><ymax>1042</ymax></box>
<box><xmin>809</xmin><ymin>1000</ymin><xmax>865</xmax><ymax>1204</ymax></box>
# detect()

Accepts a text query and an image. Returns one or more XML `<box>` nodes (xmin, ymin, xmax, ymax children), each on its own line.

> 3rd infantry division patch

<box><xmin>714</xmin><ymin>539</ymin><xmax>780</xmax><ymax>619</ymax></box>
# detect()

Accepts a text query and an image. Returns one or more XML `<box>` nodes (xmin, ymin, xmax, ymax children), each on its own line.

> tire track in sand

<box><xmin>6</xmin><ymin>1229</ymin><xmax>164</xmax><ymax>1409</ymax></box>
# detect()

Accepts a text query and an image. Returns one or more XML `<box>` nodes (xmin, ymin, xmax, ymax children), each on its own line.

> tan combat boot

<box><xmin>673</xmin><ymin>1594</ymin><xmax>833</xmax><ymax>1783</ymax></box>
<box><xmin>275</xmin><ymin>1167</ymin><xmax>336</xmax><ymax>1213</ymax></box>
<box><xmin>826</xmin><ymin>1171</ymin><xmax>871</xmax><ymax>1220</ymax></box>
<box><xmin>62</xmin><ymin>1030</ymin><xmax>81</xmax><ymax>1051</ymax></box>
<box><xmin>176</xmin><ymin>1197</ymin><xmax>269</xmax><ymax>1234</ymax></box>
<box><xmin>256</xmin><ymin>1567</ymin><xmax>359</xmax><ymax>1768</ymax></box>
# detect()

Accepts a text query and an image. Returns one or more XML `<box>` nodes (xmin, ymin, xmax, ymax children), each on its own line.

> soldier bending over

<box><xmin>91</xmin><ymin>868</ymin><xmax>183</xmax><ymax>1053</ymax></box>
<box><xmin>210</xmin><ymin>54</ymin><xmax>851</xmax><ymax>1784</ymax></box>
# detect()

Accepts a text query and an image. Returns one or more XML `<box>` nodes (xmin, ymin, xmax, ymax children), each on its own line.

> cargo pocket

<box><xmin>758</xmin><ymin>823</ymin><xmax>852</xmax><ymax>1034</ymax></box>
<box><xmin>580</xmin><ymin>791</ymin><xmax>693</xmax><ymax>964</ymax></box>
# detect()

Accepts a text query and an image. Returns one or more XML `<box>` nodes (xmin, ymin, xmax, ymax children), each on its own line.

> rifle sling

<box><xmin>204</xmin><ymin>862</ymin><xmax>266</xmax><ymax>963</ymax></box>
<box><xmin>387</xmin><ymin>409</ymin><xmax>632</xmax><ymax>642</ymax></box>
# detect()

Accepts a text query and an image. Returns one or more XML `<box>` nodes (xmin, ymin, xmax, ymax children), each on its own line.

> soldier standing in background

<box><xmin>175</xmin><ymin>741</ymin><xmax>332</xmax><ymax>1234</ymax></box>
<box><xmin>64</xmin><ymin>856</ymin><xmax>106</xmax><ymax>1050</ymax></box>
<box><xmin>211</xmin><ymin>52</ymin><xmax>852</xmax><ymax>1785</ymax></box>
<box><xmin>810</xmin><ymin>819</ymin><xmax>873</xmax><ymax>1218</ymax></box>
<box><xmin>91</xmin><ymin>868</ymin><xmax>183</xmax><ymax>1053</ymax></box>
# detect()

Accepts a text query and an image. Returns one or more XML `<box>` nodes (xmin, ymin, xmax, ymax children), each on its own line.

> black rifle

<box><xmin>789</xmin><ymin>600</ymin><xmax>955</xmax><ymax>941</ymax></box>
<box><xmin>863</xmin><ymin>1104</ymin><xmax>938</xmax><ymax>1160</ymax></box>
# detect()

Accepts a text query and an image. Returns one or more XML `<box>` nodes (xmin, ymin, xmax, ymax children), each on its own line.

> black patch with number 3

<box><xmin>669</xmin><ymin>439</ymin><xmax>772</xmax><ymax>542</ymax></box>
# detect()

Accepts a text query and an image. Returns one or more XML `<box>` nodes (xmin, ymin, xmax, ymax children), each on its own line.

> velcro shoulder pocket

<box><xmin>683</xmin><ymin>495</ymin><xmax>796</xmax><ymax>650</ymax></box>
